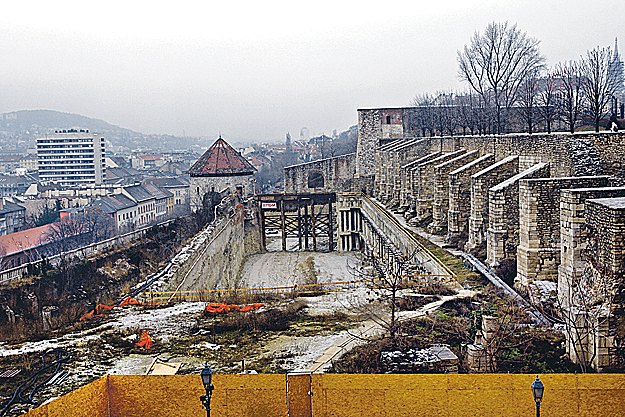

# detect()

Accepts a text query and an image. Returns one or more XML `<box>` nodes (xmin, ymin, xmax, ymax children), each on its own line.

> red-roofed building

<box><xmin>188</xmin><ymin>137</ymin><xmax>256</xmax><ymax>211</ymax></box>
<box><xmin>0</xmin><ymin>224</ymin><xmax>53</xmax><ymax>269</ymax></box>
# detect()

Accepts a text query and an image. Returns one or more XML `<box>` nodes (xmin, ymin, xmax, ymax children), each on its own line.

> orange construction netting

<box><xmin>136</xmin><ymin>330</ymin><xmax>154</xmax><ymax>349</ymax></box>
<box><xmin>205</xmin><ymin>302</ymin><xmax>264</xmax><ymax>315</ymax></box>
<box><xmin>79</xmin><ymin>296</ymin><xmax>144</xmax><ymax>321</ymax></box>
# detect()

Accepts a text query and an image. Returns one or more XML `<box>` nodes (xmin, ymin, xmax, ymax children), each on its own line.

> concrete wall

<box><xmin>487</xmin><ymin>163</ymin><xmax>550</xmax><ymax>266</ymax></box>
<box><xmin>447</xmin><ymin>153</ymin><xmax>495</xmax><ymax>240</ymax></box>
<box><xmin>25</xmin><ymin>373</ymin><xmax>625</xmax><ymax>417</ymax></box>
<box><xmin>516</xmin><ymin>176</ymin><xmax>611</xmax><ymax>287</ymax></box>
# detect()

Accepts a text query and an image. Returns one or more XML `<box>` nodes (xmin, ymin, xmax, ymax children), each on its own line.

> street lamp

<box><xmin>531</xmin><ymin>375</ymin><xmax>544</xmax><ymax>417</ymax></box>
<box><xmin>200</xmin><ymin>364</ymin><xmax>214</xmax><ymax>417</ymax></box>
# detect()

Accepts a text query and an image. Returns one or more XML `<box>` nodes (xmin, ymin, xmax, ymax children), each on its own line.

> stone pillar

<box><xmin>400</xmin><ymin>152</ymin><xmax>441</xmax><ymax>217</ymax></box>
<box><xmin>447</xmin><ymin>153</ymin><xmax>495</xmax><ymax>242</ymax></box>
<box><xmin>429</xmin><ymin>150</ymin><xmax>480</xmax><ymax>234</ymax></box>
<box><xmin>413</xmin><ymin>149</ymin><xmax>467</xmax><ymax>223</ymax></box>
<box><xmin>559</xmin><ymin>187</ymin><xmax>625</xmax><ymax>308</ymax></box>
<box><xmin>515</xmin><ymin>176</ymin><xmax>611</xmax><ymax>288</ymax></box>
<box><xmin>466</xmin><ymin>155</ymin><xmax>519</xmax><ymax>252</ymax></box>
<box><xmin>486</xmin><ymin>162</ymin><xmax>550</xmax><ymax>267</ymax></box>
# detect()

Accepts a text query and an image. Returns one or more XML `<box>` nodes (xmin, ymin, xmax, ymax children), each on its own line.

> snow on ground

<box><xmin>0</xmin><ymin>302</ymin><xmax>206</xmax><ymax>358</ymax></box>
<box><xmin>240</xmin><ymin>247</ymin><xmax>357</xmax><ymax>288</ymax></box>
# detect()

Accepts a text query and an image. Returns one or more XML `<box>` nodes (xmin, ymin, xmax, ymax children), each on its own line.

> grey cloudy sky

<box><xmin>0</xmin><ymin>0</ymin><xmax>623</xmax><ymax>143</ymax></box>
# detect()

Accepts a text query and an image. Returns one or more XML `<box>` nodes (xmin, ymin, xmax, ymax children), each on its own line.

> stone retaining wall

<box><xmin>429</xmin><ymin>150</ymin><xmax>480</xmax><ymax>233</ymax></box>
<box><xmin>447</xmin><ymin>153</ymin><xmax>495</xmax><ymax>240</ymax></box>
<box><xmin>284</xmin><ymin>153</ymin><xmax>356</xmax><ymax>194</ymax></box>
<box><xmin>466</xmin><ymin>155</ymin><xmax>519</xmax><ymax>252</ymax></box>
<box><xmin>558</xmin><ymin>187</ymin><xmax>625</xmax><ymax>307</ymax></box>
<box><xmin>487</xmin><ymin>163</ymin><xmax>550</xmax><ymax>266</ymax></box>
<box><xmin>414</xmin><ymin>150</ymin><xmax>467</xmax><ymax>221</ymax></box>
<box><xmin>516</xmin><ymin>176</ymin><xmax>611</xmax><ymax>288</ymax></box>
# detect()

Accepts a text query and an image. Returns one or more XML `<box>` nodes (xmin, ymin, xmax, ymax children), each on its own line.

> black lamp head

<box><xmin>531</xmin><ymin>375</ymin><xmax>544</xmax><ymax>403</ymax></box>
<box><xmin>200</xmin><ymin>364</ymin><xmax>213</xmax><ymax>388</ymax></box>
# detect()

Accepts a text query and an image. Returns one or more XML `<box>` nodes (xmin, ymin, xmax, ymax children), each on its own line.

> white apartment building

<box><xmin>37</xmin><ymin>130</ymin><xmax>106</xmax><ymax>186</ymax></box>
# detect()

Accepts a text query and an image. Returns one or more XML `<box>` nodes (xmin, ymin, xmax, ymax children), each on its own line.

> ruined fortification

<box><xmin>285</xmin><ymin>107</ymin><xmax>625</xmax><ymax>370</ymax></box>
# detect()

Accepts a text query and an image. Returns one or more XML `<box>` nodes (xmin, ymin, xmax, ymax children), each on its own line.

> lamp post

<box><xmin>200</xmin><ymin>365</ymin><xmax>214</xmax><ymax>417</ymax></box>
<box><xmin>531</xmin><ymin>375</ymin><xmax>544</xmax><ymax>417</ymax></box>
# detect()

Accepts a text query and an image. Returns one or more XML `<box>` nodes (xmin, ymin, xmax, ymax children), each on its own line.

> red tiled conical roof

<box><xmin>187</xmin><ymin>137</ymin><xmax>256</xmax><ymax>177</ymax></box>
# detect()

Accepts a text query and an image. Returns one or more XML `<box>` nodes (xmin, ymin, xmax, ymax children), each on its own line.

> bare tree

<box><xmin>458</xmin><ymin>21</ymin><xmax>545</xmax><ymax>134</ymax></box>
<box><xmin>537</xmin><ymin>71</ymin><xmax>558</xmax><ymax>134</ymax></box>
<box><xmin>516</xmin><ymin>68</ymin><xmax>542</xmax><ymax>134</ymax></box>
<box><xmin>455</xmin><ymin>92</ymin><xmax>476</xmax><ymax>135</ymax></box>
<box><xmin>410</xmin><ymin>93</ymin><xmax>436</xmax><ymax>137</ymax></box>
<box><xmin>44</xmin><ymin>210</ymin><xmax>114</xmax><ymax>258</ymax></box>
<box><xmin>348</xmin><ymin>246</ymin><xmax>426</xmax><ymax>340</ymax></box>
<box><xmin>554</xmin><ymin>60</ymin><xmax>584</xmax><ymax>134</ymax></box>
<box><xmin>580</xmin><ymin>47</ymin><xmax>621</xmax><ymax>132</ymax></box>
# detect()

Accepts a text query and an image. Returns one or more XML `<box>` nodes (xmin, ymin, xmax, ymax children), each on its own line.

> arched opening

<box><xmin>307</xmin><ymin>171</ymin><xmax>324</xmax><ymax>188</ymax></box>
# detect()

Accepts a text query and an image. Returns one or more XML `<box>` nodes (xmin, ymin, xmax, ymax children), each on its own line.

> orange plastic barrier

<box><xmin>80</xmin><ymin>297</ymin><xmax>145</xmax><ymax>321</ymax></box>
<box><xmin>205</xmin><ymin>302</ymin><xmax>264</xmax><ymax>315</ymax></box>
<box><xmin>136</xmin><ymin>330</ymin><xmax>153</xmax><ymax>349</ymax></box>
<box><xmin>118</xmin><ymin>296</ymin><xmax>144</xmax><ymax>307</ymax></box>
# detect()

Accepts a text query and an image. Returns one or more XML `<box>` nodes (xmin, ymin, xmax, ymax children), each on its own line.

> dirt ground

<box><xmin>1</xmin><ymin>241</ymin><xmax>469</xmax><ymax>416</ymax></box>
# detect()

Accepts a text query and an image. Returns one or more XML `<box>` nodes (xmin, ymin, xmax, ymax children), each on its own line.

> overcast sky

<box><xmin>0</xmin><ymin>0</ymin><xmax>623</xmax><ymax>144</ymax></box>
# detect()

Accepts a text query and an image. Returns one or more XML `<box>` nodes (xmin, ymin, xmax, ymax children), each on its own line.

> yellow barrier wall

<box><xmin>22</xmin><ymin>373</ymin><xmax>625</xmax><ymax>417</ymax></box>
<box><xmin>108</xmin><ymin>374</ymin><xmax>286</xmax><ymax>417</ymax></box>
<box><xmin>22</xmin><ymin>376</ymin><xmax>108</xmax><ymax>417</ymax></box>
<box><xmin>311</xmin><ymin>374</ymin><xmax>625</xmax><ymax>417</ymax></box>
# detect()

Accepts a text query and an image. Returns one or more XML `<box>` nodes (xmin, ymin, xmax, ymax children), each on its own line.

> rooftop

<box><xmin>187</xmin><ymin>137</ymin><xmax>256</xmax><ymax>177</ymax></box>
<box><xmin>0</xmin><ymin>224</ymin><xmax>52</xmax><ymax>255</ymax></box>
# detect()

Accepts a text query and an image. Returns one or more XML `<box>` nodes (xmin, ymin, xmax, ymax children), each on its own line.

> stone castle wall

<box><xmin>430</xmin><ymin>150</ymin><xmax>480</xmax><ymax>233</ymax></box>
<box><xmin>190</xmin><ymin>174</ymin><xmax>255</xmax><ymax>211</ymax></box>
<box><xmin>585</xmin><ymin>197</ymin><xmax>625</xmax><ymax>274</ymax></box>
<box><xmin>283</xmin><ymin>153</ymin><xmax>356</xmax><ymax>194</ymax></box>
<box><xmin>516</xmin><ymin>176</ymin><xmax>611</xmax><ymax>287</ymax></box>
<box><xmin>487</xmin><ymin>163</ymin><xmax>550</xmax><ymax>266</ymax></box>
<box><xmin>466</xmin><ymin>156</ymin><xmax>519</xmax><ymax>251</ymax></box>
<box><xmin>558</xmin><ymin>187</ymin><xmax>625</xmax><ymax>307</ymax></box>
<box><xmin>447</xmin><ymin>153</ymin><xmax>495</xmax><ymax>239</ymax></box>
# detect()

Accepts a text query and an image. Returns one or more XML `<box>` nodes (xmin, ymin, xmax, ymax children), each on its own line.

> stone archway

<box><xmin>307</xmin><ymin>171</ymin><xmax>325</xmax><ymax>189</ymax></box>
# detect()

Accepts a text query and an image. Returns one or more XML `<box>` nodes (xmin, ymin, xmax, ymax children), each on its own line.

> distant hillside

<box><xmin>1</xmin><ymin>109</ymin><xmax>136</xmax><ymax>135</ymax></box>
<box><xmin>0</xmin><ymin>110</ymin><xmax>204</xmax><ymax>152</ymax></box>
